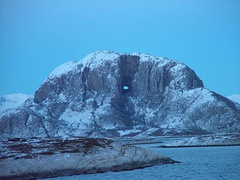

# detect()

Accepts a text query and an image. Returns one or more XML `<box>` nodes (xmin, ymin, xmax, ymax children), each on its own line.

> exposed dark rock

<box><xmin>0</xmin><ymin>51</ymin><xmax>240</xmax><ymax>139</ymax></box>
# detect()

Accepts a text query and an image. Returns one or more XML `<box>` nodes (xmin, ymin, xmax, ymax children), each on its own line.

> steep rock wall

<box><xmin>0</xmin><ymin>51</ymin><xmax>239</xmax><ymax>139</ymax></box>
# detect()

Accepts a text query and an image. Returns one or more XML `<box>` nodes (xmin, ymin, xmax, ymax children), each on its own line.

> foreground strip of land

<box><xmin>0</xmin><ymin>137</ymin><xmax>177</xmax><ymax>180</ymax></box>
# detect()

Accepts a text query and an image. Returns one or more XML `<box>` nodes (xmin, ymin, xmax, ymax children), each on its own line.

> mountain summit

<box><xmin>1</xmin><ymin>51</ymin><xmax>240</xmax><ymax>139</ymax></box>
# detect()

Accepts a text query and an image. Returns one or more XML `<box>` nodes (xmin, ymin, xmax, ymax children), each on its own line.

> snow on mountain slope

<box><xmin>228</xmin><ymin>94</ymin><xmax>240</xmax><ymax>104</ymax></box>
<box><xmin>0</xmin><ymin>93</ymin><xmax>32</xmax><ymax>113</ymax></box>
<box><xmin>0</xmin><ymin>51</ymin><xmax>240</xmax><ymax>140</ymax></box>
<box><xmin>48</xmin><ymin>60</ymin><xmax>78</xmax><ymax>80</ymax></box>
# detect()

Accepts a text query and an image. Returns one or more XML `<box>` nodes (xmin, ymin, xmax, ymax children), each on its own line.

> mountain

<box><xmin>0</xmin><ymin>51</ymin><xmax>240</xmax><ymax>139</ymax></box>
<box><xmin>228</xmin><ymin>94</ymin><xmax>240</xmax><ymax>104</ymax></box>
<box><xmin>0</xmin><ymin>93</ymin><xmax>32</xmax><ymax>113</ymax></box>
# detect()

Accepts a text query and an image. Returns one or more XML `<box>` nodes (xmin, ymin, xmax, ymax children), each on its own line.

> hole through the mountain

<box><xmin>119</xmin><ymin>55</ymin><xmax>140</xmax><ymax>96</ymax></box>
<box><xmin>122</xmin><ymin>85</ymin><xmax>129</xmax><ymax>94</ymax></box>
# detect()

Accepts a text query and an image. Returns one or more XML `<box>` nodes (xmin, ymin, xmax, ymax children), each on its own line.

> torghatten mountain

<box><xmin>0</xmin><ymin>51</ymin><xmax>239</xmax><ymax>139</ymax></box>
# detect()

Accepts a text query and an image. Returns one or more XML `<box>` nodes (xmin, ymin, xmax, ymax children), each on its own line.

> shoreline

<box><xmin>159</xmin><ymin>144</ymin><xmax>240</xmax><ymax>148</ymax></box>
<box><xmin>0</xmin><ymin>137</ymin><xmax>176</xmax><ymax>180</ymax></box>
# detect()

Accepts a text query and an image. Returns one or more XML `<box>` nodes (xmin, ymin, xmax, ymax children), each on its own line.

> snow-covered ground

<box><xmin>0</xmin><ymin>93</ymin><xmax>32</xmax><ymax>113</ymax></box>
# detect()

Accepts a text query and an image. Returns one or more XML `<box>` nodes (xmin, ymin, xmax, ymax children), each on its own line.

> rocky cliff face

<box><xmin>0</xmin><ymin>51</ymin><xmax>240</xmax><ymax>139</ymax></box>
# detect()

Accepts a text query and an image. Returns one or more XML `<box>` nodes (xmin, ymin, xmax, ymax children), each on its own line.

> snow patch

<box><xmin>58</xmin><ymin>93</ymin><xmax>67</xmax><ymax>103</ymax></box>
<box><xmin>185</xmin><ymin>88</ymin><xmax>215</xmax><ymax>102</ymax></box>
<box><xmin>0</xmin><ymin>93</ymin><xmax>32</xmax><ymax>113</ymax></box>
<box><xmin>132</xmin><ymin>53</ymin><xmax>162</xmax><ymax>62</ymax></box>
<box><xmin>171</xmin><ymin>63</ymin><xmax>185</xmax><ymax>72</ymax></box>
<box><xmin>80</xmin><ymin>51</ymin><xmax>119</xmax><ymax>69</ymax></box>
<box><xmin>132</xmin><ymin>53</ymin><xmax>174</xmax><ymax>68</ymax></box>
<box><xmin>48</xmin><ymin>60</ymin><xmax>78</xmax><ymax>79</ymax></box>
<box><xmin>117</xmin><ymin>129</ymin><xmax>142</xmax><ymax>136</ymax></box>
<box><xmin>59</xmin><ymin>109</ymin><xmax>92</xmax><ymax>128</ymax></box>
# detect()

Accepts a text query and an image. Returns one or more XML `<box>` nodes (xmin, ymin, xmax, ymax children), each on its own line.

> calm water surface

<box><xmin>45</xmin><ymin>144</ymin><xmax>240</xmax><ymax>180</ymax></box>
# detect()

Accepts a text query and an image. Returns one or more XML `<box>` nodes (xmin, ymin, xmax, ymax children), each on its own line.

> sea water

<box><xmin>44</xmin><ymin>144</ymin><xmax>240</xmax><ymax>180</ymax></box>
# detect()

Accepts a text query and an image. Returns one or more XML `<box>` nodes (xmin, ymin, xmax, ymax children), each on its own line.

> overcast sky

<box><xmin>0</xmin><ymin>0</ymin><xmax>240</xmax><ymax>97</ymax></box>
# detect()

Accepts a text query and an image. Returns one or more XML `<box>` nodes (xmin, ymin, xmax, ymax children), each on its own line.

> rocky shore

<box><xmin>0</xmin><ymin>137</ymin><xmax>176</xmax><ymax>179</ymax></box>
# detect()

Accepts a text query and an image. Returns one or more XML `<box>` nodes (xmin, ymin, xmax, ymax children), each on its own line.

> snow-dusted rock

<box><xmin>0</xmin><ymin>93</ymin><xmax>32</xmax><ymax>113</ymax></box>
<box><xmin>0</xmin><ymin>137</ymin><xmax>176</xmax><ymax>179</ymax></box>
<box><xmin>0</xmin><ymin>51</ymin><xmax>240</xmax><ymax>139</ymax></box>
<box><xmin>161</xmin><ymin>134</ymin><xmax>240</xmax><ymax>147</ymax></box>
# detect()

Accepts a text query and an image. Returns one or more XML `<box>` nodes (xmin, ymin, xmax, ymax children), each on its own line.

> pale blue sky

<box><xmin>0</xmin><ymin>0</ymin><xmax>240</xmax><ymax>97</ymax></box>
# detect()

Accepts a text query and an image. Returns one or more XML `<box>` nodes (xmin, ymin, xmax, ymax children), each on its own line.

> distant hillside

<box><xmin>0</xmin><ymin>93</ymin><xmax>32</xmax><ymax>113</ymax></box>
<box><xmin>228</xmin><ymin>94</ymin><xmax>240</xmax><ymax>104</ymax></box>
